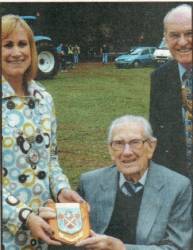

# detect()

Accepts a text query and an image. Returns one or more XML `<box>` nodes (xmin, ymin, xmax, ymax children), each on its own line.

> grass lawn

<box><xmin>42</xmin><ymin>62</ymin><xmax>154</xmax><ymax>188</ymax></box>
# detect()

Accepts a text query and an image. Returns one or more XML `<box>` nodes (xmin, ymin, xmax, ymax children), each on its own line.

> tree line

<box><xmin>0</xmin><ymin>2</ymin><xmax>184</xmax><ymax>57</ymax></box>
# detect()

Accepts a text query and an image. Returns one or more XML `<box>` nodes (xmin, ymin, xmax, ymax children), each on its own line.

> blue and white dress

<box><xmin>2</xmin><ymin>77</ymin><xmax>70</xmax><ymax>250</ymax></box>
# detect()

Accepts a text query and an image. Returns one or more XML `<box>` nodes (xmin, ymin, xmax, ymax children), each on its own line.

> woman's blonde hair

<box><xmin>2</xmin><ymin>14</ymin><xmax>38</xmax><ymax>83</ymax></box>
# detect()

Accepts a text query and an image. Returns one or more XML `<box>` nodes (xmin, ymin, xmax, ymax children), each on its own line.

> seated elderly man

<box><xmin>76</xmin><ymin>115</ymin><xmax>192</xmax><ymax>250</ymax></box>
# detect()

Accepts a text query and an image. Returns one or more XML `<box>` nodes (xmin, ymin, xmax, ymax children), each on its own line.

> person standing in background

<box><xmin>101</xmin><ymin>44</ymin><xmax>109</xmax><ymax>64</ymax></box>
<box><xmin>73</xmin><ymin>44</ymin><xmax>80</xmax><ymax>64</ymax></box>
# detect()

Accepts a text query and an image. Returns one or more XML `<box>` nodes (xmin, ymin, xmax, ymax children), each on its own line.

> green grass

<box><xmin>42</xmin><ymin>62</ymin><xmax>154</xmax><ymax>188</ymax></box>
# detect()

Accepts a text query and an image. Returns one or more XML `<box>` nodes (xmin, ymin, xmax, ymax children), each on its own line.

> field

<box><xmin>42</xmin><ymin>62</ymin><xmax>154</xmax><ymax>188</ymax></box>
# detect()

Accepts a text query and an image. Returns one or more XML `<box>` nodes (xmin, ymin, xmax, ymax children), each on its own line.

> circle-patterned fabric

<box><xmin>2</xmin><ymin>78</ymin><xmax>70</xmax><ymax>249</ymax></box>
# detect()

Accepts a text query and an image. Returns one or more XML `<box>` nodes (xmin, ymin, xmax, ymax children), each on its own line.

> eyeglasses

<box><xmin>111</xmin><ymin>139</ymin><xmax>149</xmax><ymax>151</ymax></box>
<box><xmin>166</xmin><ymin>31</ymin><xmax>192</xmax><ymax>42</ymax></box>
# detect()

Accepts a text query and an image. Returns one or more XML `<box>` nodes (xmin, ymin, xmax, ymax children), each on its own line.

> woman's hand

<box><xmin>75</xmin><ymin>230</ymin><xmax>126</xmax><ymax>250</ymax></box>
<box><xmin>37</xmin><ymin>206</ymin><xmax>56</xmax><ymax>219</ymax></box>
<box><xmin>26</xmin><ymin>210</ymin><xmax>61</xmax><ymax>245</ymax></box>
<box><xmin>57</xmin><ymin>188</ymin><xmax>84</xmax><ymax>203</ymax></box>
<box><xmin>57</xmin><ymin>189</ymin><xmax>90</xmax><ymax>211</ymax></box>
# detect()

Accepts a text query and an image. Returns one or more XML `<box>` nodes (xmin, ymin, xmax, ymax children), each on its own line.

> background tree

<box><xmin>0</xmin><ymin>2</ymin><xmax>186</xmax><ymax>58</ymax></box>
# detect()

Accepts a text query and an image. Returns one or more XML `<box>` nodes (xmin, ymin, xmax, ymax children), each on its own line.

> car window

<box><xmin>130</xmin><ymin>48</ymin><xmax>143</xmax><ymax>55</ymax></box>
<box><xmin>150</xmin><ymin>48</ymin><xmax>155</xmax><ymax>54</ymax></box>
<box><xmin>159</xmin><ymin>40</ymin><xmax>168</xmax><ymax>49</ymax></box>
<box><xmin>141</xmin><ymin>49</ymin><xmax>149</xmax><ymax>55</ymax></box>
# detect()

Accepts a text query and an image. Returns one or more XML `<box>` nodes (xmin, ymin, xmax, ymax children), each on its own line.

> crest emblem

<box><xmin>56</xmin><ymin>203</ymin><xmax>82</xmax><ymax>234</ymax></box>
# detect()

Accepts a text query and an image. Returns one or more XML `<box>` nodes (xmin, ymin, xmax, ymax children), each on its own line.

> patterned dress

<box><xmin>2</xmin><ymin>77</ymin><xmax>70</xmax><ymax>250</ymax></box>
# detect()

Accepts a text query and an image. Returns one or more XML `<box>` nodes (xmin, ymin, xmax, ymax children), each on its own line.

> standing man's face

<box><xmin>165</xmin><ymin>11</ymin><xmax>192</xmax><ymax>69</ymax></box>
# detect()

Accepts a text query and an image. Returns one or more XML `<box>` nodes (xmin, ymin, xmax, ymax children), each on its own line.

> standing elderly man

<box><xmin>76</xmin><ymin>115</ymin><xmax>192</xmax><ymax>250</ymax></box>
<box><xmin>149</xmin><ymin>4</ymin><xmax>192</xmax><ymax>180</ymax></box>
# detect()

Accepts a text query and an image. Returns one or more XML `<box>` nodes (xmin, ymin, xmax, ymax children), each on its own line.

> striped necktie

<box><xmin>181</xmin><ymin>70</ymin><xmax>192</xmax><ymax>168</ymax></box>
<box><xmin>124</xmin><ymin>181</ymin><xmax>143</xmax><ymax>196</ymax></box>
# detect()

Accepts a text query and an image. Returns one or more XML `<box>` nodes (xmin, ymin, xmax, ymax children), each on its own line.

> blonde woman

<box><xmin>2</xmin><ymin>14</ymin><xmax>83</xmax><ymax>250</ymax></box>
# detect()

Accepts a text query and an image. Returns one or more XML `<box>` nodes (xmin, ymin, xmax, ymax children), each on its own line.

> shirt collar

<box><xmin>2</xmin><ymin>76</ymin><xmax>45</xmax><ymax>101</ymax></box>
<box><xmin>2</xmin><ymin>76</ymin><xmax>17</xmax><ymax>99</ymax></box>
<box><xmin>178</xmin><ymin>63</ymin><xmax>192</xmax><ymax>82</ymax></box>
<box><xmin>119</xmin><ymin>168</ymin><xmax>148</xmax><ymax>188</ymax></box>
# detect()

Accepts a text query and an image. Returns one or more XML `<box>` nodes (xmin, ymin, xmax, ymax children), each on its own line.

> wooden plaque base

<box><xmin>47</xmin><ymin>201</ymin><xmax>90</xmax><ymax>244</ymax></box>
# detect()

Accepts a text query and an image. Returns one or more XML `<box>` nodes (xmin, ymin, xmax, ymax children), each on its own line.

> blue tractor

<box><xmin>21</xmin><ymin>16</ymin><xmax>60</xmax><ymax>80</ymax></box>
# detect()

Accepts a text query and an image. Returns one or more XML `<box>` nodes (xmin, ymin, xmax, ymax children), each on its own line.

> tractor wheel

<box><xmin>36</xmin><ymin>41</ymin><xmax>60</xmax><ymax>80</ymax></box>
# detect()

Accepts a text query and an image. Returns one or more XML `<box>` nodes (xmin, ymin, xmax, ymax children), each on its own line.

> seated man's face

<box><xmin>108</xmin><ymin>123</ymin><xmax>156</xmax><ymax>181</ymax></box>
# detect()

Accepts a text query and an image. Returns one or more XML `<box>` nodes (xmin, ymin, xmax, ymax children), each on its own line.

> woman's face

<box><xmin>2</xmin><ymin>24</ymin><xmax>31</xmax><ymax>83</ymax></box>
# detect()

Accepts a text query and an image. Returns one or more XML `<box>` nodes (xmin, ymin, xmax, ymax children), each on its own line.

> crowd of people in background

<box><xmin>57</xmin><ymin>42</ymin><xmax>112</xmax><ymax>71</ymax></box>
<box><xmin>57</xmin><ymin>43</ymin><xmax>80</xmax><ymax>72</ymax></box>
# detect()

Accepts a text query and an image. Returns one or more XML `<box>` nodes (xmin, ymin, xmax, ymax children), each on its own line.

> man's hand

<box><xmin>75</xmin><ymin>230</ymin><xmax>126</xmax><ymax>250</ymax></box>
<box><xmin>57</xmin><ymin>188</ymin><xmax>84</xmax><ymax>203</ymax></box>
<box><xmin>26</xmin><ymin>211</ymin><xmax>61</xmax><ymax>245</ymax></box>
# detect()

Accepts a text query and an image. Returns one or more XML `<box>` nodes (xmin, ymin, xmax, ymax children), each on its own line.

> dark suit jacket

<box><xmin>149</xmin><ymin>60</ymin><xmax>191</xmax><ymax>177</ymax></box>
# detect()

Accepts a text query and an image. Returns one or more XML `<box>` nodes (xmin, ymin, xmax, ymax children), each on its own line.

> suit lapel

<box><xmin>96</xmin><ymin>166</ymin><xmax>118</xmax><ymax>232</ymax></box>
<box><xmin>168</xmin><ymin>61</ymin><xmax>182</xmax><ymax>107</ymax></box>
<box><xmin>136</xmin><ymin>162</ymin><xmax>165</xmax><ymax>243</ymax></box>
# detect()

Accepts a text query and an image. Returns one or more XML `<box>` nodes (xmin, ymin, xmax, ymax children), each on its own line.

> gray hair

<box><xmin>163</xmin><ymin>4</ymin><xmax>192</xmax><ymax>32</ymax></box>
<box><xmin>107</xmin><ymin>115</ymin><xmax>155</xmax><ymax>144</ymax></box>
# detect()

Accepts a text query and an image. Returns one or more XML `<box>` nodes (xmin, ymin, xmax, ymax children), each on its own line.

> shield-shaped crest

<box><xmin>56</xmin><ymin>203</ymin><xmax>82</xmax><ymax>234</ymax></box>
